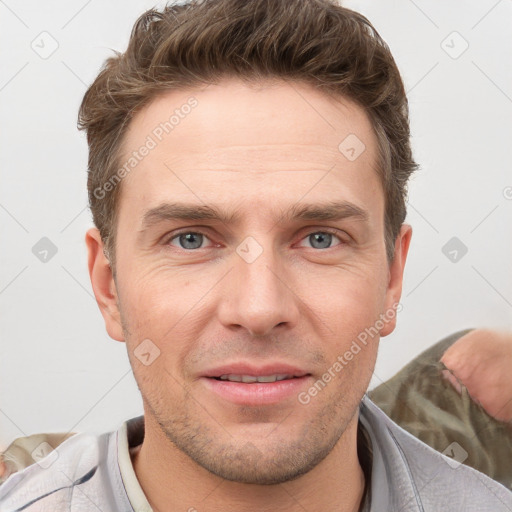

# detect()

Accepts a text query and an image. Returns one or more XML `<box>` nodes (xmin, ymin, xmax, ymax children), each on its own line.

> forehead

<box><xmin>117</xmin><ymin>78</ymin><xmax>382</xmax><ymax>222</ymax></box>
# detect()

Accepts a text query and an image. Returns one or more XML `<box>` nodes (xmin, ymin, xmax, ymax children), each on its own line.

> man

<box><xmin>2</xmin><ymin>328</ymin><xmax>511</xmax><ymax>490</ymax></box>
<box><xmin>2</xmin><ymin>329</ymin><xmax>511</xmax><ymax>500</ymax></box>
<box><xmin>0</xmin><ymin>1</ymin><xmax>510</xmax><ymax>511</ymax></box>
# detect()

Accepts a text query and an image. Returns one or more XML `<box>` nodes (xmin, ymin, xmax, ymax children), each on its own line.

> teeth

<box><xmin>219</xmin><ymin>374</ymin><xmax>293</xmax><ymax>383</ymax></box>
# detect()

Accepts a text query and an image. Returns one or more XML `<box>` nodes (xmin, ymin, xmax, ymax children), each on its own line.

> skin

<box><xmin>86</xmin><ymin>78</ymin><xmax>412</xmax><ymax>512</ymax></box>
<box><xmin>441</xmin><ymin>328</ymin><xmax>512</xmax><ymax>423</ymax></box>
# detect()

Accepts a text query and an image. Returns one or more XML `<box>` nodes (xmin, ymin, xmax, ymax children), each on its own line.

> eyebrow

<box><xmin>139</xmin><ymin>200</ymin><xmax>368</xmax><ymax>232</ymax></box>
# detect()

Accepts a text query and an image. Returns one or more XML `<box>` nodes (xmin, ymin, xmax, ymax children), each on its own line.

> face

<box><xmin>87</xmin><ymin>78</ymin><xmax>411</xmax><ymax>485</ymax></box>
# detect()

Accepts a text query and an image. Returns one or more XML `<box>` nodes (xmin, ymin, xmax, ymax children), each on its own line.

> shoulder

<box><xmin>0</xmin><ymin>430</ymin><xmax>119</xmax><ymax>512</ymax></box>
<box><xmin>360</xmin><ymin>395</ymin><xmax>512</xmax><ymax>511</ymax></box>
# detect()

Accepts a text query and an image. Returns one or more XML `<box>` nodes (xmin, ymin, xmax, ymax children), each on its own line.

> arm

<box><xmin>440</xmin><ymin>328</ymin><xmax>512</xmax><ymax>423</ymax></box>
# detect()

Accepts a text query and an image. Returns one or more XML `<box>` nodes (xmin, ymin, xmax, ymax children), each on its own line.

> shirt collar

<box><xmin>359</xmin><ymin>394</ymin><xmax>425</xmax><ymax>511</ymax></box>
<box><xmin>117</xmin><ymin>416</ymin><xmax>152</xmax><ymax>512</ymax></box>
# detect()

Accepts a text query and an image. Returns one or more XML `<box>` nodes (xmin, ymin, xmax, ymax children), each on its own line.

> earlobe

<box><xmin>380</xmin><ymin>224</ymin><xmax>412</xmax><ymax>337</ymax></box>
<box><xmin>85</xmin><ymin>228</ymin><xmax>125</xmax><ymax>342</ymax></box>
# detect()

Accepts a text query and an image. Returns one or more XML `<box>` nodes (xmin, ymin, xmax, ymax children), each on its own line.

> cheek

<box><xmin>119</xmin><ymin>266</ymin><xmax>212</xmax><ymax>374</ymax></box>
<box><xmin>302</xmin><ymin>262</ymin><xmax>387</xmax><ymax>321</ymax></box>
<box><xmin>121</xmin><ymin>280</ymin><xmax>196</xmax><ymax>406</ymax></box>
<box><xmin>301</xmin><ymin>265</ymin><xmax>387</xmax><ymax>363</ymax></box>
<box><xmin>124</xmin><ymin>264</ymin><xmax>202</xmax><ymax>326</ymax></box>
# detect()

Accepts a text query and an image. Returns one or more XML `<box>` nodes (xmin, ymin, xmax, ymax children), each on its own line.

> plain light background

<box><xmin>0</xmin><ymin>0</ymin><xmax>511</xmax><ymax>447</ymax></box>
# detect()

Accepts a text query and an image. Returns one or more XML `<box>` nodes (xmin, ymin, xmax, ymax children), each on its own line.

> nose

<box><xmin>217</xmin><ymin>240</ymin><xmax>300</xmax><ymax>337</ymax></box>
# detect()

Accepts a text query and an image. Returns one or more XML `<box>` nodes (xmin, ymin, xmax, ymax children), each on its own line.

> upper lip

<box><xmin>201</xmin><ymin>363</ymin><xmax>310</xmax><ymax>378</ymax></box>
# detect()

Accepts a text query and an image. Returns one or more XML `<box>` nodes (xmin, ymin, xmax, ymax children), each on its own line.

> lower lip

<box><xmin>200</xmin><ymin>376</ymin><xmax>312</xmax><ymax>406</ymax></box>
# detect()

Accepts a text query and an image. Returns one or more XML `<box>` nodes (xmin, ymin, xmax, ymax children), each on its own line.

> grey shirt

<box><xmin>1</xmin><ymin>395</ymin><xmax>511</xmax><ymax>511</ymax></box>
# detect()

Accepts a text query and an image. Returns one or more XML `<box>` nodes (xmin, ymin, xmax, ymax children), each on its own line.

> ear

<box><xmin>379</xmin><ymin>224</ymin><xmax>412</xmax><ymax>337</ymax></box>
<box><xmin>85</xmin><ymin>227</ymin><xmax>124</xmax><ymax>342</ymax></box>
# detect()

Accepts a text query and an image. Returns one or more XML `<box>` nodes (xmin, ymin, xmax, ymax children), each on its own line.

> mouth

<box><xmin>201</xmin><ymin>369</ymin><xmax>312</xmax><ymax>405</ymax></box>
<box><xmin>211</xmin><ymin>373</ymin><xmax>306</xmax><ymax>383</ymax></box>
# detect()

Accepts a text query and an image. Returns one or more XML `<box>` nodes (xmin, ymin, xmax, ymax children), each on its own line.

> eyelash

<box><xmin>163</xmin><ymin>228</ymin><xmax>347</xmax><ymax>251</ymax></box>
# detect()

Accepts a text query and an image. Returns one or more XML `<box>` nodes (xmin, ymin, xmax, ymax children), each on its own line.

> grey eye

<box><xmin>173</xmin><ymin>232</ymin><xmax>205</xmax><ymax>250</ymax></box>
<box><xmin>308</xmin><ymin>232</ymin><xmax>334</xmax><ymax>249</ymax></box>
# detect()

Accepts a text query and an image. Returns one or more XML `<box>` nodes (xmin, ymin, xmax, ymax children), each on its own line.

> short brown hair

<box><xmin>78</xmin><ymin>0</ymin><xmax>418</xmax><ymax>273</ymax></box>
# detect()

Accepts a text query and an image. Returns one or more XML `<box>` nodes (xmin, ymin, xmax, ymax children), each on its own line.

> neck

<box><xmin>132</xmin><ymin>412</ymin><xmax>366</xmax><ymax>512</ymax></box>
